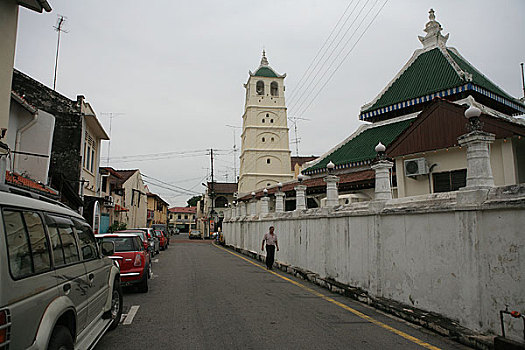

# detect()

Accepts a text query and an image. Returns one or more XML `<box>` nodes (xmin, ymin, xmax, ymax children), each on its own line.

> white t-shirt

<box><xmin>263</xmin><ymin>232</ymin><xmax>278</xmax><ymax>246</ymax></box>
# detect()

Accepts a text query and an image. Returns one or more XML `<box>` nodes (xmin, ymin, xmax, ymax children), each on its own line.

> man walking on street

<box><xmin>262</xmin><ymin>226</ymin><xmax>279</xmax><ymax>270</ymax></box>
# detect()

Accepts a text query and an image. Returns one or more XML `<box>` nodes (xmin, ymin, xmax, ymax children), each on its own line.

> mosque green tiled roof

<box><xmin>253</xmin><ymin>66</ymin><xmax>279</xmax><ymax>78</ymax></box>
<box><xmin>361</xmin><ymin>48</ymin><xmax>520</xmax><ymax>116</ymax></box>
<box><xmin>359</xmin><ymin>10</ymin><xmax>525</xmax><ymax>121</ymax></box>
<box><xmin>305</xmin><ymin>118</ymin><xmax>413</xmax><ymax>173</ymax></box>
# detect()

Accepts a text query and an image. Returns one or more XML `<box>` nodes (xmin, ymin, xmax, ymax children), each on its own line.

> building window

<box><xmin>271</xmin><ymin>137</ymin><xmax>275</xmax><ymax>142</ymax></box>
<box><xmin>270</xmin><ymin>119</ymin><xmax>273</xmax><ymax>123</ymax></box>
<box><xmin>184</xmin><ymin>215</ymin><xmax>188</xmax><ymax>219</ymax></box>
<box><xmin>267</xmin><ymin>159</ymin><xmax>271</xmax><ymax>164</ymax></box>
<box><xmin>266</xmin><ymin>113</ymin><xmax>269</xmax><ymax>118</ymax></box>
<box><xmin>262</xmin><ymin>137</ymin><xmax>265</xmax><ymax>142</ymax></box>
<box><xmin>86</xmin><ymin>146</ymin><xmax>91</xmax><ymax>171</ymax></box>
<box><xmin>91</xmin><ymin>148</ymin><xmax>95</xmax><ymax>172</ymax></box>
<box><xmin>262</xmin><ymin>119</ymin><xmax>265</xmax><ymax>123</ymax></box>
<box><xmin>83</xmin><ymin>142</ymin><xmax>87</xmax><ymax>168</ymax></box>
<box><xmin>270</xmin><ymin>82</ymin><xmax>278</xmax><ymax>96</ymax></box>
<box><xmin>178</xmin><ymin>214</ymin><xmax>181</xmax><ymax>219</ymax></box>
<box><xmin>432</xmin><ymin>169</ymin><xmax>467</xmax><ymax>193</ymax></box>
<box><xmin>256</xmin><ymin>81</ymin><xmax>264</xmax><ymax>95</ymax></box>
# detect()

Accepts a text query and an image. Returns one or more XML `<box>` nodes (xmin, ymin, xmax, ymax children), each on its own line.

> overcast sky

<box><xmin>15</xmin><ymin>0</ymin><xmax>525</xmax><ymax>206</ymax></box>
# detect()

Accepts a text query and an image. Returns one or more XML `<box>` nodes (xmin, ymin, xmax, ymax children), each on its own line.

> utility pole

<box><xmin>288</xmin><ymin>116</ymin><xmax>310</xmax><ymax>156</ymax></box>
<box><xmin>209</xmin><ymin>148</ymin><xmax>215</xmax><ymax>235</ymax></box>
<box><xmin>53</xmin><ymin>15</ymin><xmax>68</xmax><ymax>91</ymax></box>
<box><xmin>520</xmin><ymin>62</ymin><xmax>525</xmax><ymax>99</ymax></box>
<box><xmin>226</xmin><ymin>125</ymin><xmax>241</xmax><ymax>182</ymax></box>
<box><xmin>101</xmin><ymin>112</ymin><xmax>125</xmax><ymax>166</ymax></box>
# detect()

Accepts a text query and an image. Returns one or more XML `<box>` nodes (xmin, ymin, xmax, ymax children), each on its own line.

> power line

<box><xmin>287</xmin><ymin>0</ymin><xmax>359</xmax><ymax>103</ymax></box>
<box><xmin>295</xmin><ymin>0</ymin><xmax>389</xmax><ymax>117</ymax></box>
<box><xmin>141</xmin><ymin>173</ymin><xmax>201</xmax><ymax>195</ymax></box>
<box><xmin>288</xmin><ymin>0</ymin><xmax>374</xmax><ymax>114</ymax></box>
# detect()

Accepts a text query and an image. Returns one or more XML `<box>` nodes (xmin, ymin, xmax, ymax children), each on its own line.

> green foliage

<box><xmin>187</xmin><ymin>195</ymin><xmax>202</xmax><ymax>207</ymax></box>
<box><xmin>109</xmin><ymin>221</ymin><xmax>127</xmax><ymax>233</ymax></box>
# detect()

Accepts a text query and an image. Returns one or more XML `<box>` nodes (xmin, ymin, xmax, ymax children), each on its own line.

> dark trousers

<box><xmin>266</xmin><ymin>245</ymin><xmax>275</xmax><ymax>269</ymax></box>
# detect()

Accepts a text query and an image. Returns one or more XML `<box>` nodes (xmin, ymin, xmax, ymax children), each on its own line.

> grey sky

<box><xmin>14</xmin><ymin>0</ymin><xmax>525</xmax><ymax>206</ymax></box>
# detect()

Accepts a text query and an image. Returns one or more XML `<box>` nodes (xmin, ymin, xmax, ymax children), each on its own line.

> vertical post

<box><xmin>324</xmin><ymin>161</ymin><xmax>339</xmax><ymax>207</ymax></box>
<box><xmin>458</xmin><ymin>105</ymin><xmax>495</xmax><ymax>188</ymax></box>
<box><xmin>240</xmin><ymin>201</ymin><xmax>247</xmax><ymax>217</ymax></box>
<box><xmin>371</xmin><ymin>142</ymin><xmax>393</xmax><ymax>201</ymax></box>
<box><xmin>0</xmin><ymin>155</ymin><xmax>6</xmax><ymax>185</ymax></box>
<box><xmin>295</xmin><ymin>174</ymin><xmax>307</xmax><ymax>210</ymax></box>
<box><xmin>260</xmin><ymin>188</ymin><xmax>269</xmax><ymax>215</ymax></box>
<box><xmin>275</xmin><ymin>183</ymin><xmax>285</xmax><ymax>213</ymax></box>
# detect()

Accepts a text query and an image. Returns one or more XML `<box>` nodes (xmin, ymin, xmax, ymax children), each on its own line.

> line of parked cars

<box><xmin>95</xmin><ymin>227</ymin><xmax>170</xmax><ymax>293</ymax></box>
<box><xmin>0</xmin><ymin>182</ymin><xmax>172</xmax><ymax>349</ymax></box>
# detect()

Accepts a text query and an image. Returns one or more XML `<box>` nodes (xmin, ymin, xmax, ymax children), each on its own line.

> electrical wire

<box><xmin>288</xmin><ymin>0</ymin><xmax>375</xmax><ymax>114</ymax></box>
<box><xmin>295</xmin><ymin>0</ymin><xmax>389</xmax><ymax>117</ymax></box>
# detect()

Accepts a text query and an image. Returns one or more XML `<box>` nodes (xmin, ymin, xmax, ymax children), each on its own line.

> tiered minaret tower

<box><xmin>238</xmin><ymin>51</ymin><xmax>293</xmax><ymax>195</ymax></box>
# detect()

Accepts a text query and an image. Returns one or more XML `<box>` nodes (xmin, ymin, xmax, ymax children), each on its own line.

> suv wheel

<box><xmin>108</xmin><ymin>279</ymin><xmax>123</xmax><ymax>331</ymax></box>
<box><xmin>48</xmin><ymin>325</ymin><xmax>73</xmax><ymax>350</ymax></box>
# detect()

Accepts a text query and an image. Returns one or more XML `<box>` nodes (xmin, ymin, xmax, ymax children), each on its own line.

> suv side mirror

<box><xmin>101</xmin><ymin>241</ymin><xmax>115</xmax><ymax>256</ymax></box>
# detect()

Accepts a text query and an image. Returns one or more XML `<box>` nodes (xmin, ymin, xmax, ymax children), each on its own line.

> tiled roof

<box><xmin>169</xmin><ymin>206</ymin><xmax>196</xmax><ymax>214</ymax></box>
<box><xmin>11</xmin><ymin>69</ymin><xmax>80</xmax><ymax>115</ymax></box>
<box><xmin>208</xmin><ymin>182</ymin><xmax>237</xmax><ymax>194</ymax></box>
<box><xmin>100</xmin><ymin>167</ymin><xmax>123</xmax><ymax>179</ymax></box>
<box><xmin>360</xmin><ymin>47</ymin><xmax>525</xmax><ymax>120</ymax></box>
<box><xmin>147</xmin><ymin>192</ymin><xmax>170</xmax><ymax>205</ymax></box>
<box><xmin>114</xmin><ymin>169</ymin><xmax>138</xmax><ymax>185</ymax></box>
<box><xmin>6</xmin><ymin>172</ymin><xmax>58</xmax><ymax>196</ymax></box>
<box><xmin>253</xmin><ymin>66</ymin><xmax>279</xmax><ymax>78</ymax></box>
<box><xmin>238</xmin><ymin>170</ymin><xmax>375</xmax><ymax>201</ymax></box>
<box><xmin>305</xmin><ymin>118</ymin><xmax>413</xmax><ymax>174</ymax></box>
<box><xmin>291</xmin><ymin>156</ymin><xmax>317</xmax><ymax>171</ymax></box>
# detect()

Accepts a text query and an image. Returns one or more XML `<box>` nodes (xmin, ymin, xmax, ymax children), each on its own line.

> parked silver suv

<box><xmin>0</xmin><ymin>187</ymin><xmax>122</xmax><ymax>349</ymax></box>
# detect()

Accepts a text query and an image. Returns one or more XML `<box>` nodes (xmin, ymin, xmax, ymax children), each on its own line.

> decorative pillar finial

<box><xmin>429</xmin><ymin>8</ymin><xmax>435</xmax><ymax>21</ymax></box>
<box><xmin>418</xmin><ymin>8</ymin><xmax>449</xmax><ymax>48</ymax></box>
<box><xmin>375</xmin><ymin>142</ymin><xmax>387</xmax><ymax>160</ymax></box>
<box><xmin>465</xmin><ymin>104</ymin><xmax>483</xmax><ymax>132</ymax></box>
<box><xmin>261</xmin><ymin>50</ymin><xmax>269</xmax><ymax>66</ymax></box>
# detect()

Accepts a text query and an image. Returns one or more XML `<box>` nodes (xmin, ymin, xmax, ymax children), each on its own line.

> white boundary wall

<box><xmin>224</xmin><ymin>186</ymin><xmax>525</xmax><ymax>340</ymax></box>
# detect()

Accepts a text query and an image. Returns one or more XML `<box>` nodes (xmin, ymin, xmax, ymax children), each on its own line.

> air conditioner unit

<box><xmin>404</xmin><ymin>158</ymin><xmax>429</xmax><ymax>177</ymax></box>
<box><xmin>104</xmin><ymin>195</ymin><xmax>115</xmax><ymax>207</ymax></box>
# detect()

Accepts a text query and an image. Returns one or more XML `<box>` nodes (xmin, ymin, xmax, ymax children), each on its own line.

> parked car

<box><xmin>95</xmin><ymin>233</ymin><xmax>151</xmax><ymax>293</ymax></box>
<box><xmin>152</xmin><ymin>224</ymin><xmax>170</xmax><ymax>245</ymax></box>
<box><xmin>0</xmin><ymin>186</ymin><xmax>122</xmax><ymax>350</ymax></box>
<box><xmin>189</xmin><ymin>229</ymin><xmax>202</xmax><ymax>239</ymax></box>
<box><xmin>134</xmin><ymin>228</ymin><xmax>159</xmax><ymax>256</ymax></box>
<box><xmin>118</xmin><ymin>229</ymin><xmax>157</xmax><ymax>258</ymax></box>
<box><xmin>154</xmin><ymin>230</ymin><xmax>168</xmax><ymax>250</ymax></box>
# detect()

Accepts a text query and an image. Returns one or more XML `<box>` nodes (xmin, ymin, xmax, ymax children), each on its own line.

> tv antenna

<box><xmin>101</xmin><ymin>112</ymin><xmax>125</xmax><ymax>166</ymax></box>
<box><xmin>53</xmin><ymin>15</ymin><xmax>68</xmax><ymax>91</ymax></box>
<box><xmin>288</xmin><ymin>116</ymin><xmax>310</xmax><ymax>156</ymax></box>
<box><xmin>226</xmin><ymin>124</ymin><xmax>241</xmax><ymax>182</ymax></box>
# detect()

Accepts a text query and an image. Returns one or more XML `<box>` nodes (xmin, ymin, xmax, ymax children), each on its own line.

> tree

<box><xmin>187</xmin><ymin>195</ymin><xmax>202</xmax><ymax>207</ymax></box>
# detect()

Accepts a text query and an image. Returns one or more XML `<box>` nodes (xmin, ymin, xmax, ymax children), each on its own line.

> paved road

<box><xmin>96</xmin><ymin>234</ymin><xmax>470</xmax><ymax>350</ymax></box>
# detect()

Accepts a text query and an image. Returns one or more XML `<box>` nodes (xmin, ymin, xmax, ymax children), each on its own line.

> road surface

<box><xmin>96</xmin><ymin>234</ymin><xmax>470</xmax><ymax>349</ymax></box>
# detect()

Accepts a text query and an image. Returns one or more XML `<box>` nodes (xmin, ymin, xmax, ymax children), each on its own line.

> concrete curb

<box><xmin>227</xmin><ymin>244</ymin><xmax>495</xmax><ymax>350</ymax></box>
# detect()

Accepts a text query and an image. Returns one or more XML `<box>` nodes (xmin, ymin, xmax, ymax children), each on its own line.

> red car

<box><xmin>96</xmin><ymin>233</ymin><xmax>152</xmax><ymax>292</ymax></box>
<box><xmin>155</xmin><ymin>230</ymin><xmax>168</xmax><ymax>250</ymax></box>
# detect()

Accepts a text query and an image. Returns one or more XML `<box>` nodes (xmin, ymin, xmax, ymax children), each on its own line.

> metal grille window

<box><xmin>432</xmin><ymin>169</ymin><xmax>467</xmax><ymax>193</ymax></box>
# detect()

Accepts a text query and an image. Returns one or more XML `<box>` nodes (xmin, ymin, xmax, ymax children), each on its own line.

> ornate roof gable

<box><xmin>249</xmin><ymin>50</ymin><xmax>286</xmax><ymax>78</ymax></box>
<box><xmin>359</xmin><ymin>9</ymin><xmax>525</xmax><ymax>122</ymax></box>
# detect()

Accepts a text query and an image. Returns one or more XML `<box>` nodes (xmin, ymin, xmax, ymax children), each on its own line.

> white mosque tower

<box><xmin>238</xmin><ymin>51</ymin><xmax>293</xmax><ymax>195</ymax></box>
